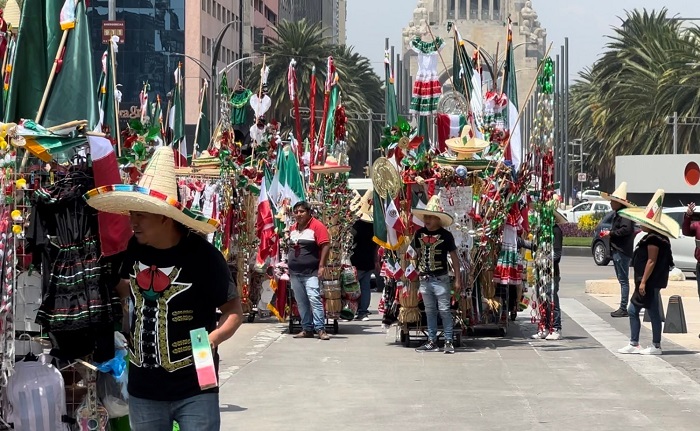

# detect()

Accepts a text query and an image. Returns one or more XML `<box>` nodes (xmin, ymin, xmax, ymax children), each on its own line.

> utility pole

<box><xmin>108</xmin><ymin>0</ymin><xmax>116</xmax><ymax>20</ymax></box>
<box><xmin>673</xmin><ymin>111</ymin><xmax>678</xmax><ymax>154</ymax></box>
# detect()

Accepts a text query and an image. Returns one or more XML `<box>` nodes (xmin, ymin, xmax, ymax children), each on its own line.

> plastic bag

<box><xmin>96</xmin><ymin>332</ymin><xmax>129</xmax><ymax>418</ymax></box>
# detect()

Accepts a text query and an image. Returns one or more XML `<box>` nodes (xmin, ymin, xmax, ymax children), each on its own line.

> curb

<box><xmin>585</xmin><ymin>279</ymin><xmax>698</xmax><ymax>297</ymax></box>
<box><xmin>563</xmin><ymin>246</ymin><xmax>590</xmax><ymax>257</ymax></box>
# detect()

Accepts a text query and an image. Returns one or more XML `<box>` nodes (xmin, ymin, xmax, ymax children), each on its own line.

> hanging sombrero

<box><xmin>371</xmin><ymin>157</ymin><xmax>401</xmax><ymax>199</ymax></box>
<box><xmin>411</xmin><ymin>195</ymin><xmax>453</xmax><ymax>227</ymax></box>
<box><xmin>84</xmin><ymin>146</ymin><xmax>219</xmax><ymax>234</ymax></box>
<box><xmin>601</xmin><ymin>182</ymin><xmax>635</xmax><ymax>208</ymax></box>
<box><xmin>357</xmin><ymin>187</ymin><xmax>374</xmax><ymax>223</ymax></box>
<box><xmin>444</xmin><ymin>126</ymin><xmax>489</xmax><ymax>155</ymax></box>
<box><xmin>554</xmin><ymin>209</ymin><xmax>568</xmax><ymax>225</ymax></box>
<box><xmin>618</xmin><ymin>189</ymin><xmax>679</xmax><ymax>239</ymax></box>
<box><xmin>311</xmin><ymin>155</ymin><xmax>351</xmax><ymax>174</ymax></box>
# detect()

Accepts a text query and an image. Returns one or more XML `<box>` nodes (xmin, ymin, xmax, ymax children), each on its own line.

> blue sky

<box><xmin>346</xmin><ymin>0</ymin><xmax>700</xmax><ymax>81</ymax></box>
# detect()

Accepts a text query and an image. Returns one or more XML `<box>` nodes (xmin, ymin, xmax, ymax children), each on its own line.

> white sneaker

<box><xmin>546</xmin><ymin>329</ymin><xmax>562</xmax><ymax>340</ymax></box>
<box><xmin>531</xmin><ymin>330</ymin><xmax>548</xmax><ymax>339</ymax></box>
<box><xmin>617</xmin><ymin>344</ymin><xmax>641</xmax><ymax>354</ymax></box>
<box><xmin>639</xmin><ymin>346</ymin><xmax>663</xmax><ymax>356</ymax></box>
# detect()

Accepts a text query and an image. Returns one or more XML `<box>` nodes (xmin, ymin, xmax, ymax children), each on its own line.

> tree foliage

<box><xmin>245</xmin><ymin>19</ymin><xmax>384</xmax><ymax>174</ymax></box>
<box><xmin>568</xmin><ymin>9</ymin><xmax>700</xmax><ymax>187</ymax></box>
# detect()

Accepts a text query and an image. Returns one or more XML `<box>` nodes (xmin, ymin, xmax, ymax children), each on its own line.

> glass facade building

<box><xmin>87</xmin><ymin>1</ymin><xmax>186</xmax><ymax>121</ymax></box>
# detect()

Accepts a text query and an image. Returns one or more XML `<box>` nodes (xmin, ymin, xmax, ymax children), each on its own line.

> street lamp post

<box><xmin>210</xmin><ymin>20</ymin><xmax>242</xmax><ymax>128</ymax></box>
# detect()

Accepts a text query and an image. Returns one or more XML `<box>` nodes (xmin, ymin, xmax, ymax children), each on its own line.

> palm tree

<box><xmin>245</xmin><ymin>19</ymin><xmax>384</xmax><ymax>171</ymax></box>
<box><xmin>568</xmin><ymin>9</ymin><xmax>700</xmax><ymax>188</ymax></box>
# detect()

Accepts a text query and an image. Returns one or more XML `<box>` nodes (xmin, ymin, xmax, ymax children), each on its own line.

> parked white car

<box><xmin>633</xmin><ymin>206</ymin><xmax>698</xmax><ymax>272</ymax></box>
<box><xmin>561</xmin><ymin>201</ymin><xmax>612</xmax><ymax>223</ymax></box>
<box><xmin>577</xmin><ymin>189</ymin><xmax>607</xmax><ymax>202</ymax></box>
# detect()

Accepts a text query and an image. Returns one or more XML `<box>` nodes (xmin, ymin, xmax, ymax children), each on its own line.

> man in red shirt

<box><xmin>289</xmin><ymin>201</ymin><xmax>331</xmax><ymax>340</ymax></box>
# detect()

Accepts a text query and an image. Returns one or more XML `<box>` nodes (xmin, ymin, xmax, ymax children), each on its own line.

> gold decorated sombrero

<box><xmin>444</xmin><ymin>126</ymin><xmax>489</xmax><ymax>155</ymax></box>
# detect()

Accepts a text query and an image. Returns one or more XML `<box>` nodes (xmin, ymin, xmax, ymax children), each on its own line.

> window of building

<box><xmin>201</xmin><ymin>0</ymin><xmax>205</xmax><ymax>11</ymax></box>
<box><xmin>253</xmin><ymin>27</ymin><xmax>264</xmax><ymax>51</ymax></box>
<box><xmin>207</xmin><ymin>38</ymin><xmax>211</xmax><ymax>56</ymax></box>
<box><xmin>447</xmin><ymin>0</ymin><xmax>455</xmax><ymax>20</ymax></box>
<box><xmin>481</xmin><ymin>0</ymin><xmax>490</xmax><ymax>20</ymax></box>
<box><xmin>201</xmin><ymin>36</ymin><xmax>206</xmax><ymax>53</ymax></box>
<box><xmin>469</xmin><ymin>0</ymin><xmax>478</xmax><ymax>19</ymax></box>
<box><xmin>217</xmin><ymin>4</ymin><xmax>222</xmax><ymax>21</ymax></box>
<box><xmin>493</xmin><ymin>0</ymin><xmax>500</xmax><ymax>20</ymax></box>
<box><xmin>459</xmin><ymin>0</ymin><xmax>467</xmax><ymax>19</ymax></box>
<box><xmin>207</xmin><ymin>0</ymin><xmax>211</xmax><ymax>14</ymax></box>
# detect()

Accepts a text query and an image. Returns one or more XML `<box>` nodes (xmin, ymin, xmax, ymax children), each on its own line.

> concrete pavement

<box><xmin>215</xmin><ymin>257</ymin><xmax>700</xmax><ymax>430</ymax></box>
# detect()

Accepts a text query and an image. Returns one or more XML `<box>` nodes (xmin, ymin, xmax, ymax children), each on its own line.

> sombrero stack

<box><xmin>311</xmin><ymin>155</ymin><xmax>351</xmax><ymax>174</ymax></box>
<box><xmin>84</xmin><ymin>146</ymin><xmax>219</xmax><ymax>234</ymax></box>
<box><xmin>618</xmin><ymin>189</ymin><xmax>680</xmax><ymax>239</ymax></box>
<box><xmin>355</xmin><ymin>188</ymin><xmax>374</xmax><ymax>223</ymax></box>
<box><xmin>411</xmin><ymin>195</ymin><xmax>453</xmax><ymax>227</ymax></box>
<box><xmin>601</xmin><ymin>182</ymin><xmax>634</xmax><ymax>208</ymax></box>
<box><xmin>436</xmin><ymin>126</ymin><xmax>490</xmax><ymax>169</ymax></box>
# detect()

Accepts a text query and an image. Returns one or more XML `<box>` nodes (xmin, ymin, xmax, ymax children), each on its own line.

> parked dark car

<box><xmin>590</xmin><ymin>211</ymin><xmax>640</xmax><ymax>266</ymax></box>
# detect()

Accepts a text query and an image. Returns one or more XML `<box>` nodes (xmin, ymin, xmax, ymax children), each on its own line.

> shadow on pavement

<box><xmin>661</xmin><ymin>350</ymin><xmax>699</xmax><ymax>356</ymax></box>
<box><xmin>219</xmin><ymin>404</ymin><xmax>247</xmax><ymax>413</ymax></box>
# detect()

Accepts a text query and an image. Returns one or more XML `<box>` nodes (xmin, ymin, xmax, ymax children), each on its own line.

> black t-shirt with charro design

<box><xmin>412</xmin><ymin>227</ymin><xmax>457</xmax><ymax>276</ymax></box>
<box><xmin>119</xmin><ymin>233</ymin><xmax>237</xmax><ymax>401</ymax></box>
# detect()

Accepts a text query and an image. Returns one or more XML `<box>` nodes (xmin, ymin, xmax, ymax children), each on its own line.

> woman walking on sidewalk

<box><xmin>617</xmin><ymin>190</ymin><xmax>678</xmax><ymax>356</ymax></box>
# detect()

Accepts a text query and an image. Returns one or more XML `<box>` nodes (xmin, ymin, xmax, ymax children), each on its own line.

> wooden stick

<box><xmin>35</xmin><ymin>30</ymin><xmax>70</xmax><ymax>124</ymax></box>
<box><xmin>47</xmin><ymin>120</ymin><xmax>87</xmax><ymax>132</ymax></box>
<box><xmin>110</xmin><ymin>40</ymin><xmax>122</xmax><ymax>156</ymax></box>
<box><xmin>192</xmin><ymin>79</ymin><xmax>207</xmax><ymax>160</ymax></box>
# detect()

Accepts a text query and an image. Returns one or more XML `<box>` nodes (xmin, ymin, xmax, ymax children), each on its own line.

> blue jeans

<box><xmin>129</xmin><ymin>393</ymin><xmax>220</xmax><ymax>431</ymax></box>
<box><xmin>290</xmin><ymin>273</ymin><xmax>325</xmax><ymax>332</ymax></box>
<box><xmin>357</xmin><ymin>270</ymin><xmax>372</xmax><ymax>316</ymax></box>
<box><xmin>612</xmin><ymin>251</ymin><xmax>631</xmax><ymax>309</ymax></box>
<box><xmin>544</xmin><ymin>276</ymin><xmax>561</xmax><ymax>330</ymax></box>
<box><xmin>628</xmin><ymin>288</ymin><xmax>662</xmax><ymax>346</ymax></box>
<box><xmin>419</xmin><ymin>274</ymin><xmax>453</xmax><ymax>342</ymax></box>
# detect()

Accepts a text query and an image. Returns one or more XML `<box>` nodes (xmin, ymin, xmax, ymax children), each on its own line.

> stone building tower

<box><xmin>401</xmin><ymin>0</ymin><xmax>547</xmax><ymax>111</ymax></box>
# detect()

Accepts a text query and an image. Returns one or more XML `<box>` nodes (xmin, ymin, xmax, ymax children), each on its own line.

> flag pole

<box><xmin>251</xmin><ymin>54</ymin><xmax>267</xmax><ymax>166</ymax></box>
<box><xmin>109</xmin><ymin>38</ymin><xmax>122</xmax><ymax>156</ymax></box>
<box><xmin>193</xmin><ymin>79</ymin><xmax>207</xmax><ymax>160</ymax></box>
<box><xmin>35</xmin><ymin>23</ymin><xmax>72</xmax><ymax>124</ymax></box>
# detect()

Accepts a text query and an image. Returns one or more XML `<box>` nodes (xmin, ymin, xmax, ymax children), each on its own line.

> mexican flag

<box><xmin>255</xmin><ymin>176</ymin><xmax>277</xmax><ymax>266</ymax></box>
<box><xmin>95</xmin><ymin>38</ymin><xmax>119</xmax><ymax>139</ymax></box>
<box><xmin>169</xmin><ymin>66</ymin><xmax>188</xmax><ymax>166</ymax></box>
<box><xmin>269</xmin><ymin>147</ymin><xmax>305</xmax><ymax>214</ymax></box>
<box><xmin>436</xmin><ymin>113</ymin><xmax>467</xmax><ymax>153</ymax></box>
<box><xmin>453</xmin><ymin>29</ymin><xmax>484</xmax><ymax>139</ymax></box>
<box><xmin>373</xmin><ymin>192</ymin><xmax>404</xmax><ymax>250</ymax></box>
<box><xmin>196</xmin><ymin>82</ymin><xmax>210</xmax><ymax>155</ymax></box>
<box><xmin>503</xmin><ymin>18</ymin><xmax>522</xmax><ymax>170</ymax></box>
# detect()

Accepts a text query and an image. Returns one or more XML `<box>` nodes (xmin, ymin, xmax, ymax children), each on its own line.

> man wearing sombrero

<box><xmin>601</xmin><ymin>182</ymin><xmax>636</xmax><ymax>318</ymax></box>
<box><xmin>410</xmin><ymin>195</ymin><xmax>461</xmax><ymax>354</ymax></box>
<box><xmin>84</xmin><ymin>147</ymin><xmax>243</xmax><ymax>430</ymax></box>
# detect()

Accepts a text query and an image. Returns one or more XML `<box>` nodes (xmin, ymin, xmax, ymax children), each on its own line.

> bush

<box><xmin>577</xmin><ymin>214</ymin><xmax>600</xmax><ymax>232</ymax></box>
<box><xmin>560</xmin><ymin>222</ymin><xmax>589</xmax><ymax>237</ymax></box>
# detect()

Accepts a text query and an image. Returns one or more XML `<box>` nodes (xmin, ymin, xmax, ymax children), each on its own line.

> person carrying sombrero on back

<box><xmin>84</xmin><ymin>146</ymin><xmax>243</xmax><ymax>430</ymax></box>
<box><xmin>617</xmin><ymin>190</ymin><xmax>678</xmax><ymax>355</ymax></box>
<box><xmin>601</xmin><ymin>182</ymin><xmax>636</xmax><ymax>318</ymax></box>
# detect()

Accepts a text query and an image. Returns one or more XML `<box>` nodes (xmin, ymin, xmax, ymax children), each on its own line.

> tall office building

<box><xmin>283</xmin><ymin>0</ymin><xmax>346</xmax><ymax>45</ymax></box>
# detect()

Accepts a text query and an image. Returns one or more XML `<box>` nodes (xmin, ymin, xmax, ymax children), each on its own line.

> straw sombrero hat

<box><xmin>357</xmin><ymin>188</ymin><xmax>374</xmax><ymax>223</ymax></box>
<box><xmin>601</xmin><ymin>182</ymin><xmax>634</xmax><ymax>208</ymax></box>
<box><xmin>84</xmin><ymin>146</ymin><xmax>219</xmax><ymax>234</ymax></box>
<box><xmin>411</xmin><ymin>195</ymin><xmax>453</xmax><ymax>227</ymax></box>
<box><xmin>444</xmin><ymin>126</ymin><xmax>489</xmax><ymax>155</ymax></box>
<box><xmin>618</xmin><ymin>189</ymin><xmax>679</xmax><ymax>239</ymax></box>
<box><xmin>311</xmin><ymin>155</ymin><xmax>351</xmax><ymax>174</ymax></box>
<box><xmin>554</xmin><ymin>209</ymin><xmax>568</xmax><ymax>225</ymax></box>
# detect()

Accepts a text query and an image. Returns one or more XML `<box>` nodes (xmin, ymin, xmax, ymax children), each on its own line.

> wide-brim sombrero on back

<box><xmin>84</xmin><ymin>146</ymin><xmax>219</xmax><ymax>234</ymax></box>
<box><xmin>618</xmin><ymin>189</ymin><xmax>679</xmax><ymax>239</ymax></box>
<box><xmin>601</xmin><ymin>182</ymin><xmax>635</xmax><ymax>208</ymax></box>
